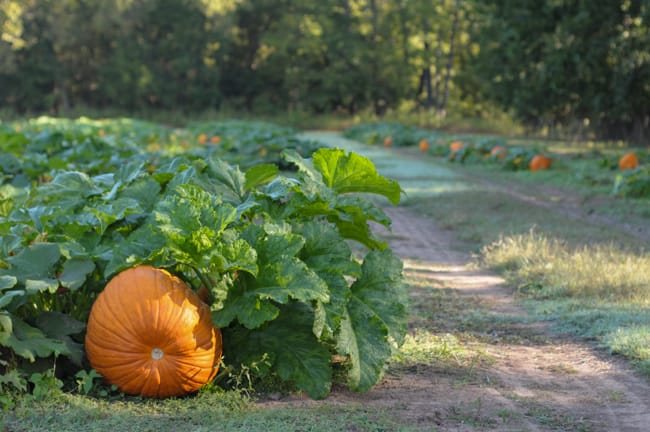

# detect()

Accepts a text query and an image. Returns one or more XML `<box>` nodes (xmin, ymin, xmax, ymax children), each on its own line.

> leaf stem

<box><xmin>192</xmin><ymin>267</ymin><xmax>214</xmax><ymax>292</ymax></box>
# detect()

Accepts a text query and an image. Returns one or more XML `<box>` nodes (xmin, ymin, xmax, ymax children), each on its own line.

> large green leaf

<box><xmin>211</xmin><ymin>282</ymin><xmax>280</xmax><ymax>329</ymax></box>
<box><xmin>337</xmin><ymin>303</ymin><xmax>390</xmax><ymax>393</ymax></box>
<box><xmin>34</xmin><ymin>311</ymin><xmax>86</xmax><ymax>366</ymax></box>
<box><xmin>58</xmin><ymin>258</ymin><xmax>95</xmax><ymax>291</ymax></box>
<box><xmin>224</xmin><ymin>303</ymin><xmax>332</xmax><ymax>399</ymax></box>
<box><xmin>350</xmin><ymin>250</ymin><xmax>408</xmax><ymax>345</ymax></box>
<box><xmin>312</xmin><ymin>148</ymin><xmax>402</xmax><ymax>204</ymax></box>
<box><xmin>0</xmin><ymin>275</ymin><xmax>17</xmax><ymax>291</ymax></box>
<box><xmin>294</xmin><ymin>221</ymin><xmax>361</xmax><ymax>277</ymax></box>
<box><xmin>37</xmin><ymin>171</ymin><xmax>103</xmax><ymax>208</ymax></box>
<box><xmin>4</xmin><ymin>243</ymin><xmax>61</xmax><ymax>283</ymax></box>
<box><xmin>244</xmin><ymin>164</ymin><xmax>279</xmax><ymax>191</ymax></box>
<box><xmin>336</xmin><ymin>250</ymin><xmax>408</xmax><ymax>392</ymax></box>
<box><xmin>0</xmin><ymin>312</ymin><xmax>70</xmax><ymax>362</ymax></box>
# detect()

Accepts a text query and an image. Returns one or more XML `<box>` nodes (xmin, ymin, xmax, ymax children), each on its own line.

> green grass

<box><xmin>481</xmin><ymin>231</ymin><xmax>650</xmax><ymax>299</ymax></box>
<box><xmin>1</xmin><ymin>389</ymin><xmax>414</xmax><ymax>432</ymax></box>
<box><xmin>477</xmin><ymin>230</ymin><xmax>650</xmax><ymax>372</ymax></box>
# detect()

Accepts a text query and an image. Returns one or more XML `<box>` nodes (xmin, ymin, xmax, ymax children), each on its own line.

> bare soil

<box><xmin>279</xmin><ymin>133</ymin><xmax>650</xmax><ymax>431</ymax></box>
<box><xmin>262</xmin><ymin>205</ymin><xmax>650</xmax><ymax>431</ymax></box>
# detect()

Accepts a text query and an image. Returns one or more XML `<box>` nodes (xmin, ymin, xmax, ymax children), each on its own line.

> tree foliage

<box><xmin>1</xmin><ymin>0</ymin><xmax>649</xmax><ymax>144</ymax></box>
<box><xmin>471</xmin><ymin>1</ymin><xmax>650</xmax><ymax>144</ymax></box>
<box><xmin>0</xmin><ymin>0</ymin><xmax>473</xmax><ymax>117</ymax></box>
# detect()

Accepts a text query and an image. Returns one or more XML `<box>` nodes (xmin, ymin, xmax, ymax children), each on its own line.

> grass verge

<box><xmin>1</xmin><ymin>389</ymin><xmax>414</xmax><ymax>432</ymax></box>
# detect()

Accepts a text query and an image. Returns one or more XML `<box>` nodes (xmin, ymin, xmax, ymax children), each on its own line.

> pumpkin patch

<box><xmin>0</xmin><ymin>119</ymin><xmax>407</xmax><ymax>401</ymax></box>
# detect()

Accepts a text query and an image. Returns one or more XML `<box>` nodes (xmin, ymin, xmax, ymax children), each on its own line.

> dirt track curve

<box><xmin>269</xmin><ymin>133</ymin><xmax>650</xmax><ymax>431</ymax></box>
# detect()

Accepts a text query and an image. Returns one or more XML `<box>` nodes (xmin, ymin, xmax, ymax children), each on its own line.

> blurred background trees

<box><xmin>1</xmin><ymin>0</ymin><xmax>648</xmax><ymax>144</ymax></box>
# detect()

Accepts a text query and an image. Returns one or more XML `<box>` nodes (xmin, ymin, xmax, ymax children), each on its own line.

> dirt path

<box><xmin>275</xmin><ymin>133</ymin><xmax>650</xmax><ymax>430</ymax></box>
<box><xmin>369</xmin><ymin>206</ymin><xmax>650</xmax><ymax>431</ymax></box>
<box><xmin>273</xmin><ymin>205</ymin><xmax>648</xmax><ymax>431</ymax></box>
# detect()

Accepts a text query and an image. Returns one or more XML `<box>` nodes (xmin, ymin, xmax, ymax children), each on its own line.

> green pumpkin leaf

<box><xmin>224</xmin><ymin>303</ymin><xmax>332</xmax><ymax>399</ymax></box>
<box><xmin>34</xmin><ymin>311</ymin><xmax>85</xmax><ymax>337</ymax></box>
<box><xmin>350</xmin><ymin>250</ymin><xmax>408</xmax><ymax>345</ymax></box>
<box><xmin>58</xmin><ymin>258</ymin><xmax>95</xmax><ymax>291</ymax></box>
<box><xmin>245</xmin><ymin>164</ymin><xmax>279</xmax><ymax>191</ymax></box>
<box><xmin>312</xmin><ymin>148</ymin><xmax>402</xmax><ymax>204</ymax></box>
<box><xmin>211</xmin><ymin>283</ymin><xmax>279</xmax><ymax>329</ymax></box>
<box><xmin>0</xmin><ymin>290</ymin><xmax>23</xmax><ymax>309</ymax></box>
<box><xmin>337</xmin><ymin>250</ymin><xmax>408</xmax><ymax>392</ymax></box>
<box><xmin>0</xmin><ymin>312</ymin><xmax>70</xmax><ymax>362</ymax></box>
<box><xmin>5</xmin><ymin>243</ymin><xmax>60</xmax><ymax>283</ymax></box>
<box><xmin>25</xmin><ymin>278</ymin><xmax>59</xmax><ymax>294</ymax></box>
<box><xmin>295</xmin><ymin>221</ymin><xmax>361</xmax><ymax>277</ymax></box>
<box><xmin>0</xmin><ymin>275</ymin><xmax>18</xmax><ymax>291</ymax></box>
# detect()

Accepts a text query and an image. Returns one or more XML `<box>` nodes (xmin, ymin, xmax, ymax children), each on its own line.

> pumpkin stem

<box><xmin>192</xmin><ymin>267</ymin><xmax>214</xmax><ymax>303</ymax></box>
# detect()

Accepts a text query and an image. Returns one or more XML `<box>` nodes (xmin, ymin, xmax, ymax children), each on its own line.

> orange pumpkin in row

<box><xmin>490</xmin><ymin>145</ymin><xmax>507</xmax><ymax>161</ymax></box>
<box><xmin>450</xmin><ymin>141</ymin><xmax>464</xmax><ymax>153</ymax></box>
<box><xmin>85</xmin><ymin>266</ymin><xmax>222</xmax><ymax>398</ymax></box>
<box><xmin>529</xmin><ymin>155</ymin><xmax>552</xmax><ymax>171</ymax></box>
<box><xmin>619</xmin><ymin>152</ymin><xmax>638</xmax><ymax>170</ymax></box>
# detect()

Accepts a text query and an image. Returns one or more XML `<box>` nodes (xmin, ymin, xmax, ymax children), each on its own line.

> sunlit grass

<box><xmin>478</xmin><ymin>231</ymin><xmax>650</xmax><ymax>374</ymax></box>
<box><xmin>393</xmin><ymin>329</ymin><xmax>494</xmax><ymax>375</ymax></box>
<box><xmin>481</xmin><ymin>230</ymin><xmax>650</xmax><ymax>300</ymax></box>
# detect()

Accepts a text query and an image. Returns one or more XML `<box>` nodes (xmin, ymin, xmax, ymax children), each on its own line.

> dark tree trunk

<box><xmin>439</xmin><ymin>0</ymin><xmax>461</xmax><ymax>118</ymax></box>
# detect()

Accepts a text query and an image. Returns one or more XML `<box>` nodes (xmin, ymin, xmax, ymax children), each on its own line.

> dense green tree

<box><xmin>471</xmin><ymin>1</ymin><xmax>650</xmax><ymax>144</ymax></box>
<box><xmin>4</xmin><ymin>0</ymin><xmax>647</xmax><ymax>146</ymax></box>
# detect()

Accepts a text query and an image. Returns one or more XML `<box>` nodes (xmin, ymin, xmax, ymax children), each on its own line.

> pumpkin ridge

<box><xmin>89</xmin><ymin>290</ymin><xmax>141</xmax><ymax>343</ymax></box>
<box><xmin>99</xmin><ymin>360</ymin><xmax>151</xmax><ymax>392</ymax></box>
<box><xmin>106</xmin><ymin>272</ymin><xmax>150</xmax><ymax>339</ymax></box>
<box><xmin>153</xmin><ymin>269</ymin><xmax>194</xmax><ymax>338</ymax></box>
<box><xmin>87</xmin><ymin>315</ymin><xmax>149</xmax><ymax>349</ymax></box>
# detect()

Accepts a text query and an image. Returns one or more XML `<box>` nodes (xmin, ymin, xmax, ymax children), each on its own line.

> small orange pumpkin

<box><xmin>383</xmin><ymin>136</ymin><xmax>392</xmax><ymax>147</ymax></box>
<box><xmin>85</xmin><ymin>266</ymin><xmax>222</xmax><ymax>398</ymax></box>
<box><xmin>618</xmin><ymin>152</ymin><xmax>638</xmax><ymax>170</ymax></box>
<box><xmin>450</xmin><ymin>141</ymin><xmax>464</xmax><ymax>153</ymax></box>
<box><xmin>490</xmin><ymin>145</ymin><xmax>507</xmax><ymax>160</ymax></box>
<box><xmin>210</xmin><ymin>135</ymin><xmax>221</xmax><ymax>145</ymax></box>
<box><xmin>198</xmin><ymin>133</ymin><xmax>208</xmax><ymax>145</ymax></box>
<box><xmin>529</xmin><ymin>155</ymin><xmax>552</xmax><ymax>171</ymax></box>
<box><xmin>419</xmin><ymin>139</ymin><xmax>429</xmax><ymax>152</ymax></box>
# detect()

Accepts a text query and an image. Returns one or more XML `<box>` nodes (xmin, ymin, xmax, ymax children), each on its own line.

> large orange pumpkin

<box><xmin>85</xmin><ymin>265</ymin><xmax>222</xmax><ymax>398</ymax></box>
<box><xmin>529</xmin><ymin>155</ymin><xmax>552</xmax><ymax>171</ymax></box>
<box><xmin>619</xmin><ymin>152</ymin><xmax>638</xmax><ymax>170</ymax></box>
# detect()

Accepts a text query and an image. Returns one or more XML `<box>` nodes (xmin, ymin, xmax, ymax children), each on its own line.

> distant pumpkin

<box><xmin>384</xmin><ymin>136</ymin><xmax>392</xmax><ymax>147</ymax></box>
<box><xmin>618</xmin><ymin>152</ymin><xmax>638</xmax><ymax>170</ymax></box>
<box><xmin>198</xmin><ymin>133</ymin><xmax>208</xmax><ymax>145</ymax></box>
<box><xmin>490</xmin><ymin>145</ymin><xmax>507</xmax><ymax>161</ymax></box>
<box><xmin>210</xmin><ymin>135</ymin><xmax>221</xmax><ymax>145</ymax></box>
<box><xmin>529</xmin><ymin>155</ymin><xmax>552</xmax><ymax>171</ymax></box>
<box><xmin>419</xmin><ymin>139</ymin><xmax>429</xmax><ymax>152</ymax></box>
<box><xmin>450</xmin><ymin>141</ymin><xmax>464</xmax><ymax>153</ymax></box>
<box><xmin>85</xmin><ymin>266</ymin><xmax>222</xmax><ymax>398</ymax></box>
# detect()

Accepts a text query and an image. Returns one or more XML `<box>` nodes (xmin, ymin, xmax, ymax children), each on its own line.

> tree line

<box><xmin>1</xmin><ymin>0</ymin><xmax>649</xmax><ymax>144</ymax></box>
